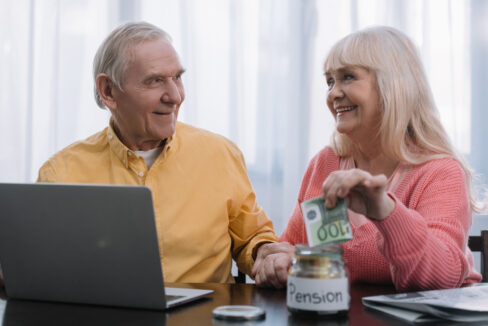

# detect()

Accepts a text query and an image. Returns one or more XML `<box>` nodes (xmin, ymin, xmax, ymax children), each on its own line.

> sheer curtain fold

<box><xmin>1</xmin><ymin>0</ymin><xmax>485</xmax><ymax>236</ymax></box>
<box><xmin>1</xmin><ymin>0</ymin><xmax>32</xmax><ymax>182</ymax></box>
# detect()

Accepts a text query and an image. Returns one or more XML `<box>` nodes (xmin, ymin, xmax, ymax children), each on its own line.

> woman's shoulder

<box><xmin>413</xmin><ymin>157</ymin><xmax>465</xmax><ymax>179</ymax></box>
<box><xmin>309</xmin><ymin>146</ymin><xmax>341</xmax><ymax>167</ymax></box>
<box><xmin>299</xmin><ymin>146</ymin><xmax>342</xmax><ymax>191</ymax></box>
<box><xmin>400</xmin><ymin>157</ymin><xmax>467</xmax><ymax>196</ymax></box>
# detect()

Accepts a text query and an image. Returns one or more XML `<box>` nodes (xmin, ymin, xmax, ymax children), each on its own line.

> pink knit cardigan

<box><xmin>280</xmin><ymin>147</ymin><xmax>481</xmax><ymax>291</ymax></box>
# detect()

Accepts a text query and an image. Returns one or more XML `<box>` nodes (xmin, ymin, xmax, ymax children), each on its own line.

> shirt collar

<box><xmin>106</xmin><ymin>119</ymin><xmax>176</xmax><ymax>168</ymax></box>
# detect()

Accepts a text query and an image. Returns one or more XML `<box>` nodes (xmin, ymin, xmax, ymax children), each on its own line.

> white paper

<box><xmin>362</xmin><ymin>283</ymin><xmax>488</xmax><ymax>323</ymax></box>
<box><xmin>363</xmin><ymin>300</ymin><xmax>440</xmax><ymax>323</ymax></box>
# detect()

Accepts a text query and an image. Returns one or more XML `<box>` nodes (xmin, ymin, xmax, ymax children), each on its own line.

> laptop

<box><xmin>0</xmin><ymin>183</ymin><xmax>213</xmax><ymax>310</ymax></box>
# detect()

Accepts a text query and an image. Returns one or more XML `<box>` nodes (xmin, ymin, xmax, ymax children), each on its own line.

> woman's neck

<box><xmin>353</xmin><ymin>144</ymin><xmax>399</xmax><ymax>178</ymax></box>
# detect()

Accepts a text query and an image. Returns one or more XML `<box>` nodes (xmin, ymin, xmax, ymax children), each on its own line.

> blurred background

<box><xmin>1</xmin><ymin>0</ymin><xmax>487</xmax><ymax>244</ymax></box>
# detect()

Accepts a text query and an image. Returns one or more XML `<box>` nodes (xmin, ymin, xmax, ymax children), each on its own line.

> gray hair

<box><xmin>325</xmin><ymin>26</ymin><xmax>485</xmax><ymax>213</ymax></box>
<box><xmin>93</xmin><ymin>21</ymin><xmax>171</xmax><ymax>108</ymax></box>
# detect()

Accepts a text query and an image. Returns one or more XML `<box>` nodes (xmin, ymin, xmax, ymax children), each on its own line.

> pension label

<box><xmin>301</xmin><ymin>196</ymin><xmax>352</xmax><ymax>247</ymax></box>
<box><xmin>287</xmin><ymin>275</ymin><xmax>350</xmax><ymax>311</ymax></box>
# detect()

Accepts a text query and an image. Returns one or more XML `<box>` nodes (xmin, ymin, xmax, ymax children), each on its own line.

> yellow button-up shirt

<box><xmin>37</xmin><ymin>122</ymin><xmax>277</xmax><ymax>282</ymax></box>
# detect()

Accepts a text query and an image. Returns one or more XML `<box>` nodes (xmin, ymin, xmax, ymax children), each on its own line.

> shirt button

<box><xmin>138</xmin><ymin>172</ymin><xmax>144</xmax><ymax>177</ymax></box>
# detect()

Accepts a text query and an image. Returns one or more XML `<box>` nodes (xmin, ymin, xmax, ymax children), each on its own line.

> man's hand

<box><xmin>252</xmin><ymin>242</ymin><xmax>295</xmax><ymax>289</ymax></box>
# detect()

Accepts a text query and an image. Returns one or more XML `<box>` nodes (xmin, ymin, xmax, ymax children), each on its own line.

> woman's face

<box><xmin>325</xmin><ymin>65</ymin><xmax>381</xmax><ymax>143</ymax></box>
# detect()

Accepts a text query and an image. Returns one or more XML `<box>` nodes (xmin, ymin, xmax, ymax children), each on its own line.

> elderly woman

<box><xmin>253</xmin><ymin>26</ymin><xmax>482</xmax><ymax>291</ymax></box>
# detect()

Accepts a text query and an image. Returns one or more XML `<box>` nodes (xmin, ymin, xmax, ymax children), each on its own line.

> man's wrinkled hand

<box><xmin>252</xmin><ymin>242</ymin><xmax>294</xmax><ymax>289</ymax></box>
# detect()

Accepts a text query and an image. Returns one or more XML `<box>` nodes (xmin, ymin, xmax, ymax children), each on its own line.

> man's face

<box><xmin>110</xmin><ymin>38</ymin><xmax>185</xmax><ymax>150</ymax></box>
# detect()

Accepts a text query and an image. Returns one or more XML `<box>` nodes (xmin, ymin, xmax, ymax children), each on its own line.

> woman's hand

<box><xmin>322</xmin><ymin>169</ymin><xmax>395</xmax><ymax>221</ymax></box>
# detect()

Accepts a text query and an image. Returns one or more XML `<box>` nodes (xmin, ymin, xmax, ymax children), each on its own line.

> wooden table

<box><xmin>0</xmin><ymin>283</ymin><xmax>469</xmax><ymax>325</ymax></box>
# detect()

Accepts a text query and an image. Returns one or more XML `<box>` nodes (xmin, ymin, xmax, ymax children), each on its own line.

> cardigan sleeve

<box><xmin>373</xmin><ymin>159</ymin><xmax>481</xmax><ymax>291</ymax></box>
<box><xmin>280</xmin><ymin>147</ymin><xmax>339</xmax><ymax>245</ymax></box>
<box><xmin>279</xmin><ymin>201</ymin><xmax>307</xmax><ymax>244</ymax></box>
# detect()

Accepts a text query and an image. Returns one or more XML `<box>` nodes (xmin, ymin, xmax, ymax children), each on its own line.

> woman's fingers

<box><xmin>362</xmin><ymin>173</ymin><xmax>387</xmax><ymax>190</ymax></box>
<box><xmin>322</xmin><ymin>169</ymin><xmax>372</xmax><ymax>208</ymax></box>
<box><xmin>321</xmin><ymin>169</ymin><xmax>392</xmax><ymax>219</ymax></box>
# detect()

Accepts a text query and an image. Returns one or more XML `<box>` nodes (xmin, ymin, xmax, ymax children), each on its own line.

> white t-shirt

<box><xmin>135</xmin><ymin>147</ymin><xmax>163</xmax><ymax>170</ymax></box>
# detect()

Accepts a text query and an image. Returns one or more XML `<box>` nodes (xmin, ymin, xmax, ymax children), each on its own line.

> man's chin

<box><xmin>150</xmin><ymin>117</ymin><xmax>176</xmax><ymax>138</ymax></box>
<box><xmin>157</xmin><ymin>125</ymin><xmax>176</xmax><ymax>141</ymax></box>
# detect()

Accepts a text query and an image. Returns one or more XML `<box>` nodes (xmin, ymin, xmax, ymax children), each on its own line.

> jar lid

<box><xmin>212</xmin><ymin>305</ymin><xmax>266</xmax><ymax>321</ymax></box>
<box><xmin>295</xmin><ymin>244</ymin><xmax>343</xmax><ymax>258</ymax></box>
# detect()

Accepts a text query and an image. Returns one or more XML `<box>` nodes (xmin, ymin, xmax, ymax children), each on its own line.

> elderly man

<box><xmin>31</xmin><ymin>21</ymin><xmax>280</xmax><ymax>283</ymax></box>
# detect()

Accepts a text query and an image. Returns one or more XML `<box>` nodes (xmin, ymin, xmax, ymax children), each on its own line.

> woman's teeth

<box><xmin>336</xmin><ymin>105</ymin><xmax>357</xmax><ymax>113</ymax></box>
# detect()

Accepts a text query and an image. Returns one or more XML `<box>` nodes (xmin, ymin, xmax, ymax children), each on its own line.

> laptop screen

<box><xmin>0</xmin><ymin>183</ymin><xmax>168</xmax><ymax>309</ymax></box>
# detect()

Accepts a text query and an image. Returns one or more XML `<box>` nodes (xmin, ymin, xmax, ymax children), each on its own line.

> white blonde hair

<box><xmin>93</xmin><ymin>21</ymin><xmax>171</xmax><ymax>108</ymax></box>
<box><xmin>324</xmin><ymin>26</ymin><xmax>484</xmax><ymax>213</ymax></box>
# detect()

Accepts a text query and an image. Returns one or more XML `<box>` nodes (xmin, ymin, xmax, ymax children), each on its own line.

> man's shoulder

<box><xmin>38</xmin><ymin>128</ymin><xmax>109</xmax><ymax>181</ymax></box>
<box><xmin>176</xmin><ymin>122</ymin><xmax>240</xmax><ymax>153</ymax></box>
<box><xmin>51</xmin><ymin>128</ymin><xmax>109</xmax><ymax>159</ymax></box>
<box><xmin>177</xmin><ymin>122</ymin><xmax>230</xmax><ymax>141</ymax></box>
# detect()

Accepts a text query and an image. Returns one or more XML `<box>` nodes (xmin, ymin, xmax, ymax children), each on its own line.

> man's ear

<box><xmin>96</xmin><ymin>73</ymin><xmax>118</xmax><ymax>110</ymax></box>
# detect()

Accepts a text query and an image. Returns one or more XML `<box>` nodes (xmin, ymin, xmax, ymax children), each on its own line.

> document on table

<box><xmin>362</xmin><ymin>283</ymin><xmax>488</xmax><ymax>323</ymax></box>
<box><xmin>0</xmin><ymin>299</ymin><xmax>5</xmax><ymax>319</ymax></box>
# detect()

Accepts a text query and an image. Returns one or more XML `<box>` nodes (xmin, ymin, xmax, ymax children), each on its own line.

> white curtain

<box><xmin>1</xmin><ymin>0</ymin><xmax>486</xmax><ymax>236</ymax></box>
<box><xmin>1</xmin><ymin>0</ymin><xmax>114</xmax><ymax>183</ymax></box>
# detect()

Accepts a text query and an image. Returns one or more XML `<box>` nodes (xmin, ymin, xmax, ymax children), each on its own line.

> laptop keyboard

<box><xmin>166</xmin><ymin>295</ymin><xmax>185</xmax><ymax>301</ymax></box>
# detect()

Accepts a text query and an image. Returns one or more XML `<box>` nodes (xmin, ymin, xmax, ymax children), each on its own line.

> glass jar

<box><xmin>287</xmin><ymin>244</ymin><xmax>349</xmax><ymax>316</ymax></box>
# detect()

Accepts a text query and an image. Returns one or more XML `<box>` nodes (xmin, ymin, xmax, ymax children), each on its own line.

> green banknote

<box><xmin>300</xmin><ymin>196</ymin><xmax>352</xmax><ymax>247</ymax></box>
